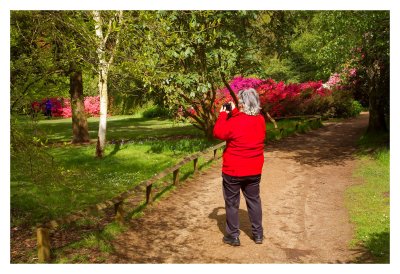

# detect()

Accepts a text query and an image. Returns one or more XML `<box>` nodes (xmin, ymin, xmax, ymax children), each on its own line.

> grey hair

<box><xmin>237</xmin><ymin>88</ymin><xmax>261</xmax><ymax>116</ymax></box>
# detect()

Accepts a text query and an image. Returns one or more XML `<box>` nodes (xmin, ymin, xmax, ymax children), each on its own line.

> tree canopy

<box><xmin>10</xmin><ymin>10</ymin><xmax>390</xmax><ymax>142</ymax></box>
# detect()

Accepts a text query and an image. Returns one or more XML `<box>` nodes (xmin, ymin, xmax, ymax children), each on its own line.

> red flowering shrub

<box><xmin>215</xmin><ymin>76</ymin><xmax>333</xmax><ymax>117</ymax></box>
<box><xmin>34</xmin><ymin>96</ymin><xmax>102</xmax><ymax>118</ymax></box>
<box><xmin>214</xmin><ymin>76</ymin><xmax>265</xmax><ymax>107</ymax></box>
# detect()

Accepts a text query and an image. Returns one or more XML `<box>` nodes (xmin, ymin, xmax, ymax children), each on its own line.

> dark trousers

<box><xmin>222</xmin><ymin>173</ymin><xmax>263</xmax><ymax>238</ymax></box>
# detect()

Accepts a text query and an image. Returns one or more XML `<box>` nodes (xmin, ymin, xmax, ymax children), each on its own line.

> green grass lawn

<box><xmin>346</xmin><ymin>132</ymin><xmax>390</xmax><ymax>263</ymax></box>
<box><xmin>11</xmin><ymin>115</ymin><xmax>218</xmax><ymax>226</ymax></box>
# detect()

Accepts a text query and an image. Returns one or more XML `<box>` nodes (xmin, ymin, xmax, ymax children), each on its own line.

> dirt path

<box><xmin>107</xmin><ymin>113</ymin><xmax>370</xmax><ymax>263</ymax></box>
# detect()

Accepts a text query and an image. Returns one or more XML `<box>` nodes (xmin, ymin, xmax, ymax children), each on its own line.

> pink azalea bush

<box><xmin>84</xmin><ymin>96</ymin><xmax>101</xmax><ymax>116</ymax></box>
<box><xmin>33</xmin><ymin>96</ymin><xmax>101</xmax><ymax>118</ymax></box>
<box><xmin>215</xmin><ymin>76</ymin><xmax>334</xmax><ymax>117</ymax></box>
<box><xmin>323</xmin><ymin>73</ymin><xmax>342</xmax><ymax>89</ymax></box>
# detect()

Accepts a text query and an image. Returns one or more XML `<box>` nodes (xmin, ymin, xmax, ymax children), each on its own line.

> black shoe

<box><xmin>223</xmin><ymin>235</ymin><xmax>240</xmax><ymax>246</ymax></box>
<box><xmin>254</xmin><ymin>235</ymin><xmax>263</xmax><ymax>244</ymax></box>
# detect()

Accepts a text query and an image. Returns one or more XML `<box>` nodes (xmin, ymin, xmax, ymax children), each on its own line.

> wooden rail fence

<box><xmin>36</xmin><ymin>141</ymin><xmax>226</xmax><ymax>263</ymax></box>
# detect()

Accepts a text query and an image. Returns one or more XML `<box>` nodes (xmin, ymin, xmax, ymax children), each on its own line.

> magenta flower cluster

<box><xmin>215</xmin><ymin>76</ymin><xmax>338</xmax><ymax>117</ymax></box>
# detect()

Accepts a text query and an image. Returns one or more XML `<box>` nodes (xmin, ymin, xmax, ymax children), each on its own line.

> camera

<box><xmin>223</xmin><ymin>103</ymin><xmax>232</xmax><ymax>111</ymax></box>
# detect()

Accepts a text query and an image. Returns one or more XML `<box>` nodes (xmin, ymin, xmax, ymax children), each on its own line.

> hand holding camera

<box><xmin>220</xmin><ymin>101</ymin><xmax>235</xmax><ymax>113</ymax></box>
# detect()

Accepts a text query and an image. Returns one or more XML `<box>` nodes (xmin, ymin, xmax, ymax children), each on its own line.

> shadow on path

<box><xmin>208</xmin><ymin>207</ymin><xmax>254</xmax><ymax>240</ymax></box>
<box><xmin>266</xmin><ymin>114</ymin><xmax>369</xmax><ymax>167</ymax></box>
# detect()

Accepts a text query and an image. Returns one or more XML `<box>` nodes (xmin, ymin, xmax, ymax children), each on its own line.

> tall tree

<box><xmin>10</xmin><ymin>11</ymin><xmax>95</xmax><ymax>143</ymax></box>
<box><xmin>122</xmin><ymin>11</ymin><xmax>261</xmax><ymax>139</ymax></box>
<box><xmin>92</xmin><ymin>10</ymin><xmax>124</xmax><ymax>157</ymax></box>
<box><xmin>50</xmin><ymin>11</ymin><xmax>95</xmax><ymax>143</ymax></box>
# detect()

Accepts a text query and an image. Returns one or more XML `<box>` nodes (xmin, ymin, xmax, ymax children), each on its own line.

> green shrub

<box><xmin>330</xmin><ymin>89</ymin><xmax>362</xmax><ymax>118</ymax></box>
<box><xmin>350</xmin><ymin>100</ymin><xmax>363</xmax><ymax>117</ymax></box>
<box><xmin>142</xmin><ymin>106</ymin><xmax>171</xmax><ymax>118</ymax></box>
<box><xmin>298</xmin><ymin>95</ymin><xmax>334</xmax><ymax>116</ymax></box>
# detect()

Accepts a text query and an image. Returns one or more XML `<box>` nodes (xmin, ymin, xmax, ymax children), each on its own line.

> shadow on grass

<box><xmin>355</xmin><ymin>131</ymin><xmax>389</xmax><ymax>157</ymax></box>
<box><xmin>330</xmin><ymin>231</ymin><xmax>390</xmax><ymax>264</ymax></box>
<box><xmin>108</xmin><ymin>142</ymin><xmax>122</xmax><ymax>157</ymax></box>
<box><xmin>353</xmin><ymin>231</ymin><xmax>390</xmax><ymax>263</ymax></box>
<box><xmin>37</xmin><ymin>116</ymin><xmax>203</xmax><ymax>143</ymax></box>
<box><xmin>362</xmin><ymin>231</ymin><xmax>390</xmax><ymax>263</ymax></box>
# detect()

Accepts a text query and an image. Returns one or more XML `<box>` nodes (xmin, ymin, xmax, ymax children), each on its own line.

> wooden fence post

<box><xmin>193</xmin><ymin>158</ymin><xmax>198</xmax><ymax>173</ymax></box>
<box><xmin>173</xmin><ymin>168</ymin><xmax>180</xmax><ymax>185</ymax></box>
<box><xmin>146</xmin><ymin>185</ymin><xmax>152</xmax><ymax>204</ymax></box>
<box><xmin>37</xmin><ymin>227</ymin><xmax>51</xmax><ymax>263</ymax></box>
<box><xmin>114</xmin><ymin>201</ymin><xmax>125</xmax><ymax>224</ymax></box>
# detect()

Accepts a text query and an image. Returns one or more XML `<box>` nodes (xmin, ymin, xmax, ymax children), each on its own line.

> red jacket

<box><xmin>213</xmin><ymin>108</ymin><xmax>266</xmax><ymax>177</ymax></box>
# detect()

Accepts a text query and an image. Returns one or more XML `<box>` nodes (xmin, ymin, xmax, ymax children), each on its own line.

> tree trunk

<box><xmin>366</xmin><ymin>60</ymin><xmax>389</xmax><ymax>133</ymax></box>
<box><xmin>204</xmin><ymin>119</ymin><xmax>215</xmax><ymax>141</ymax></box>
<box><xmin>367</xmin><ymin>79</ymin><xmax>389</xmax><ymax>133</ymax></box>
<box><xmin>96</xmin><ymin>69</ymin><xmax>108</xmax><ymax>158</ymax></box>
<box><xmin>368</xmin><ymin>99</ymin><xmax>387</xmax><ymax>133</ymax></box>
<box><xmin>206</xmin><ymin>126</ymin><xmax>215</xmax><ymax>141</ymax></box>
<box><xmin>69</xmin><ymin>69</ymin><xmax>90</xmax><ymax>144</ymax></box>
<box><xmin>93</xmin><ymin>10</ymin><xmax>123</xmax><ymax>158</ymax></box>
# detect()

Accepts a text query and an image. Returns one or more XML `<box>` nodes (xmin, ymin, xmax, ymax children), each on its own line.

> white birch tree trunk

<box><xmin>93</xmin><ymin>10</ymin><xmax>123</xmax><ymax>158</ymax></box>
<box><xmin>96</xmin><ymin>68</ymin><xmax>108</xmax><ymax>157</ymax></box>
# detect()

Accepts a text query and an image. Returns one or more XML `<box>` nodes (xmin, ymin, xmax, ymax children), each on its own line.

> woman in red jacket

<box><xmin>213</xmin><ymin>88</ymin><xmax>266</xmax><ymax>246</ymax></box>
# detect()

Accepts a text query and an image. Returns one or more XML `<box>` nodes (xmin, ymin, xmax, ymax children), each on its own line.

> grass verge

<box><xmin>345</xmin><ymin>132</ymin><xmax>390</xmax><ymax>263</ymax></box>
<box><xmin>266</xmin><ymin>117</ymin><xmax>323</xmax><ymax>141</ymax></box>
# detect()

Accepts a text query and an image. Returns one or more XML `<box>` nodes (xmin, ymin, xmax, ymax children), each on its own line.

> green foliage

<box><xmin>107</xmin><ymin>70</ymin><xmax>154</xmax><ymax>115</ymax></box>
<box><xmin>10</xmin><ymin>10</ymin><xmax>99</xmax><ymax>119</ymax></box>
<box><xmin>291</xmin><ymin>11</ymin><xmax>389</xmax><ymax>78</ymax></box>
<box><xmin>350</xmin><ymin>100</ymin><xmax>363</xmax><ymax>117</ymax></box>
<box><xmin>10</xmin><ymin>117</ymin><xmax>64</xmax><ymax>185</ymax></box>
<box><xmin>142</xmin><ymin>105</ymin><xmax>171</xmax><ymax>118</ymax></box>
<box><xmin>290</xmin><ymin>11</ymin><xmax>389</xmax><ymax>132</ymax></box>
<box><xmin>329</xmin><ymin>89</ymin><xmax>362</xmax><ymax>118</ymax></box>
<box><xmin>262</xmin><ymin>58</ymin><xmax>301</xmax><ymax>83</ymax></box>
<box><xmin>11</xmin><ymin>10</ymin><xmax>389</xmax><ymax>133</ymax></box>
<box><xmin>290</xmin><ymin>32</ymin><xmax>322</xmax><ymax>70</ymax></box>
<box><xmin>118</xmin><ymin>11</ymin><xmax>264</xmax><ymax>137</ymax></box>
